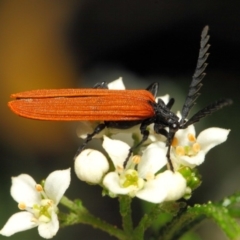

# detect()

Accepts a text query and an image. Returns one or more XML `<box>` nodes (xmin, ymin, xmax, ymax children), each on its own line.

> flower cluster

<box><xmin>1</xmin><ymin>78</ymin><xmax>230</xmax><ymax>239</ymax></box>
<box><xmin>74</xmin><ymin>78</ymin><xmax>230</xmax><ymax>203</ymax></box>
<box><xmin>0</xmin><ymin>169</ymin><xmax>71</xmax><ymax>239</ymax></box>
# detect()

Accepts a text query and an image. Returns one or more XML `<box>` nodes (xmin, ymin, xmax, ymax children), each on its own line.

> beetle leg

<box><xmin>154</xmin><ymin>124</ymin><xmax>168</xmax><ymax>137</ymax></box>
<box><xmin>166</xmin><ymin>98</ymin><xmax>175</xmax><ymax>109</ymax></box>
<box><xmin>165</xmin><ymin>129</ymin><xmax>176</xmax><ymax>172</ymax></box>
<box><xmin>74</xmin><ymin>123</ymin><xmax>106</xmax><ymax>159</ymax></box>
<box><xmin>154</xmin><ymin>123</ymin><xmax>175</xmax><ymax>171</ymax></box>
<box><xmin>93</xmin><ymin>81</ymin><xmax>109</xmax><ymax>89</ymax></box>
<box><xmin>123</xmin><ymin>119</ymin><xmax>155</xmax><ymax>168</ymax></box>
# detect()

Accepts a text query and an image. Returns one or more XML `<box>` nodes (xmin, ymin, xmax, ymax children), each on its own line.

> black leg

<box><xmin>165</xmin><ymin>129</ymin><xmax>176</xmax><ymax>171</ymax></box>
<box><xmin>123</xmin><ymin>119</ymin><xmax>155</xmax><ymax>167</ymax></box>
<box><xmin>166</xmin><ymin>144</ymin><xmax>174</xmax><ymax>171</ymax></box>
<box><xmin>93</xmin><ymin>81</ymin><xmax>109</xmax><ymax>89</ymax></box>
<box><xmin>123</xmin><ymin>129</ymin><xmax>150</xmax><ymax>168</ymax></box>
<box><xmin>74</xmin><ymin>123</ymin><xmax>106</xmax><ymax>159</ymax></box>
<box><xmin>154</xmin><ymin>123</ymin><xmax>175</xmax><ymax>171</ymax></box>
<box><xmin>166</xmin><ymin>98</ymin><xmax>175</xmax><ymax>110</ymax></box>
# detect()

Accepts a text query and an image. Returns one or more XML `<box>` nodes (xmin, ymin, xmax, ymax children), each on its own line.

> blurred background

<box><xmin>0</xmin><ymin>1</ymin><xmax>239</xmax><ymax>239</ymax></box>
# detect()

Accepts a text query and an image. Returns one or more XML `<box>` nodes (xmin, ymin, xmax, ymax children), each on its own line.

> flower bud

<box><xmin>74</xmin><ymin>149</ymin><xmax>109</xmax><ymax>184</ymax></box>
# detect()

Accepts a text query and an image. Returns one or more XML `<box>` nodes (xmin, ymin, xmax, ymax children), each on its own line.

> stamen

<box><xmin>171</xmin><ymin>137</ymin><xmax>178</xmax><ymax>147</ymax></box>
<box><xmin>116</xmin><ymin>165</ymin><xmax>124</xmax><ymax>173</ymax></box>
<box><xmin>35</xmin><ymin>184</ymin><xmax>43</xmax><ymax>192</ymax></box>
<box><xmin>193</xmin><ymin>142</ymin><xmax>201</xmax><ymax>153</ymax></box>
<box><xmin>41</xmin><ymin>199</ymin><xmax>53</xmax><ymax>206</ymax></box>
<box><xmin>188</xmin><ymin>133</ymin><xmax>196</xmax><ymax>142</ymax></box>
<box><xmin>132</xmin><ymin>155</ymin><xmax>141</xmax><ymax>164</ymax></box>
<box><xmin>145</xmin><ymin>172</ymin><xmax>154</xmax><ymax>181</ymax></box>
<box><xmin>31</xmin><ymin>217</ymin><xmax>38</xmax><ymax>223</ymax></box>
<box><xmin>18</xmin><ymin>202</ymin><xmax>26</xmax><ymax>210</ymax></box>
<box><xmin>176</xmin><ymin>146</ymin><xmax>185</xmax><ymax>156</ymax></box>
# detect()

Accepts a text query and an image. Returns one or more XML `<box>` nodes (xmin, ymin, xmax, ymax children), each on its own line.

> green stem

<box><xmin>119</xmin><ymin>195</ymin><xmax>133</xmax><ymax>234</ymax></box>
<box><xmin>159</xmin><ymin>202</ymin><xmax>240</xmax><ymax>240</ymax></box>
<box><xmin>134</xmin><ymin>201</ymin><xmax>185</xmax><ymax>238</ymax></box>
<box><xmin>158</xmin><ymin>206</ymin><xmax>203</xmax><ymax>240</ymax></box>
<box><xmin>60</xmin><ymin>196</ymin><xmax>129</xmax><ymax>240</ymax></box>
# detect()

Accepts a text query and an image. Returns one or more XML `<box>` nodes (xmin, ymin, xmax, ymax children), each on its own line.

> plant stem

<box><xmin>119</xmin><ymin>195</ymin><xmax>133</xmax><ymax>235</ymax></box>
<box><xmin>60</xmin><ymin>196</ymin><xmax>129</xmax><ymax>240</ymax></box>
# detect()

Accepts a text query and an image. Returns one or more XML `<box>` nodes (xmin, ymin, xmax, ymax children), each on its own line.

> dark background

<box><xmin>0</xmin><ymin>1</ymin><xmax>239</xmax><ymax>239</ymax></box>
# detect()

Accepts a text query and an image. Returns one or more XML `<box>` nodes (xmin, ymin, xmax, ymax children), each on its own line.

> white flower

<box><xmin>107</xmin><ymin>77</ymin><xmax>125</xmax><ymax>90</ymax></box>
<box><xmin>102</xmin><ymin>136</ymin><xmax>187</xmax><ymax>203</ymax></box>
<box><xmin>136</xmin><ymin>170</ymin><xmax>187</xmax><ymax>203</ymax></box>
<box><xmin>75</xmin><ymin>149</ymin><xmax>109</xmax><ymax>184</ymax></box>
<box><xmin>171</xmin><ymin>126</ymin><xmax>230</xmax><ymax>169</ymax></box>
<box><xmin>0</xmin><ymin>169</ymin><xmax>71</xmax><ymax>239</ymax></box>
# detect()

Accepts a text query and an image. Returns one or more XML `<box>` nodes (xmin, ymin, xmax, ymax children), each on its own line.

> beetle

<box><xmin>8</xmin><ymin>26</ymin><xmax>232</xmax><ymax>170</ymax></box>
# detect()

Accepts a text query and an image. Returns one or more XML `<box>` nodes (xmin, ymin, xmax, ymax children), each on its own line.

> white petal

<box><xmin>197</xmin><ymin>127</ymin><xmax>230</xmax><ymax>154</ymax></box>
<box><xmin>155</xmin><ymin>94</ymin><xmax>169</xmax><ymax>104</ymax></box>
<box><xmin>77</xmin><ymin>121</ymin><xmax>97</xmax><ymax>139</ymax></box>
<box><xmin>108</xmin><ymin>77</ymin><xmax>125</xmax><ymax>90</ymax></box>
<box><xmin>160</xmin><ymin>171</ymin><xmax>187</xmax><ymax>201</ymax></box>
<box><xmin>103</xmin><ymin>172</ymin><xmax>131</xmax><ymax>195</ymax></box>
<box><xmin>102</xmin><ymin>136</ymin><xmax>130</xmax><ymax>168</ymax></box>
<box><xmin>10</xmin><ymin>174</ymin><xmax>41</xmax><ymax>206</ymax></box>
<box><xmin>136</xmin><ymin>179</ymin><xmax>168</xmax><ymax>203</ymax></box>
<box><xmin>136</xmin><ymin>170</ymin><xmax>186</xmax><ymax>203</ymax></box>
<box><xmin>0</xmin><ymin>212</ymin><xmax>37</xmax><ymax>236</ymax></box>
<box><xmin>138</xmin><ymin>142</ymin><xmax>167</xmax><ymax>178</ymax></box>
<box><xmin>175</xmin><ymin>124</ymin><xmax>196</xmax><ymax>146</ymax></box>
<box><xmin>44</xmin><ymin>169</ymin><xmax>71</xmax><ymax>204</ymax></box>
<box><xmin>38</xmin><ymin>212</ymin><xmax>59</xmax><ymax>239</ymax></box>
<box><xmin>148</xmin><ymin>124</ymin><xmax>167</xmax><ymax>143</ymax></box>
<box><xmin>172</xmin><ymin>150</ymin><xmax>205</xmax><ymax>167</ymax></box>
<box><xmin>74</xmin><ymin>149</ymin><xmax>109</xmax><ymax>184</ymax></box>
<box><xmin>176</xmin><ymin>111</ymin><xmax>182</xmax><ymax>118</ymax></box>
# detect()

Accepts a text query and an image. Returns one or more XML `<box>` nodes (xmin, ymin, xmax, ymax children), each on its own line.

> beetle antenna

<box><xmin>181</xmin><ymin>98</ymin><xmax>233</xmax><ymax>128</ymax></box>
<box><xmin>180</xmin><ymin>26</ymin><xmax>210</xmax><ymax>125</ymax></box>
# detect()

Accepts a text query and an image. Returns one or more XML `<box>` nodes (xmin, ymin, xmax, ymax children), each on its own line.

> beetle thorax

<box><xmin>154</xmin><ymin>99</ymin><xmax>180</xmax><ymax>129</ymax></box>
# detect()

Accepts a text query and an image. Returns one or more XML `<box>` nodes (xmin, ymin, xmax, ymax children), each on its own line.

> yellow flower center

<box><xmin>174</xmin><ymin>133</ymin><xmax>201</xmax><ymax>157</ymax></box>
<box><xmin>32</xmin><ymin>199</ymin><xmax>55</xmax><ymax>223</ymax></box>
<box><xmin>120</xmin><ymin>169</ymin><xmax>140</xmax><ymax>188</ymax></box>
<box><xmin>18</xmin><ymin>182</ymin><xmax>58</xmax><ymax>224</ymax></box>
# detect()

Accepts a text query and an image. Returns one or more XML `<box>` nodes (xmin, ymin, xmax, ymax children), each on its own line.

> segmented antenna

<box><xmin>180</xmin><ymin>26</ymin><xmax>210</xmax><ymax>124</ymax></box>
<box><xmin>182</xmin><ymin>98</ymin><xmax>233</xmax><ymax>128</ymax></box>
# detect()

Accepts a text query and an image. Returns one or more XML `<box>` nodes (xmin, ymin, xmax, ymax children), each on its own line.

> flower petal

<box><xmin>172</xmin><ymin>150</ymin><xmax>206</xmax><ymax>167</ymax></box>
<box><xmin>155</xmin><ymin>94</ymin><xmax>170</xmax><ymax>104</ymax></box>
<box><xmin>75</xmin><ymin>149</ymin><xmax>109</xmax><ymax>184</ymax></box>
<box><xmin>138</xmin><ymin>142</ymin><xmax>167</xmax><ymax>178</ymax></box>
<box><xmin>160</xmin><ymin>171</ymin><xmax>187</xmax><ymax>201</ymax></box>
<box><xmin>0</xmin><ymin>212</ymin><xmax>37</xmax><ymax>236</ymax></box>
<box><xmin>102</xmin><ymin>136</ymin><xmax>130</xmax><ymax>169</ymax></box>
<box><xmin>136</xmin><ymin>170</ymin><xmax>186</xmax><ymax>203</ymax></box>
<box><xmin>38</xmin><ymin>212</ymin><xmax>59</xmax><ymax>239</ymax></box>
<box><xmin>103</xmin><ymin>172</ymin><xmax>131</xmax><ymax>195</ymax></box>
<box><xmin>77</xmin><ymin>121</ymin><xmax>99</xmax><ymax>139</ymax></box>
<box><xmin>197</xmin><ymin>127</ymin><xmax>230</xmax><ymax>154</ymax></box>
<box><xmin>11</xmin><ymin>174</ymin><xmax>41</xmax><ymax>206</ymax></box>
<box><xmin>136</xmin><ymin>179</ymin><xmax>168</xmax><ymax>203</ymax></box>
<box><xmin>174</xmin><ymin>124</ymin><xmax>196</xmax><ymax>146</ymax></box>
<box><xmin>44</xmin><ymin>169</ymin><xmax>71</xmax><ymax>204</ymax></box>
<box><xmin>107</xmin><ymin>77</ymin><xmax>125</xmax><ymax>90</ymax></box>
